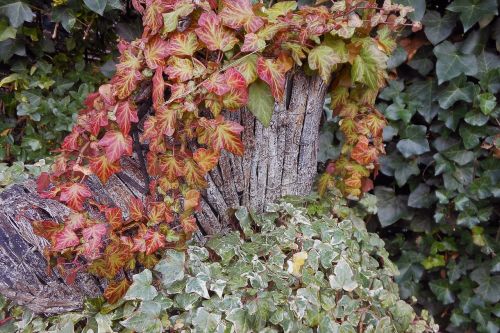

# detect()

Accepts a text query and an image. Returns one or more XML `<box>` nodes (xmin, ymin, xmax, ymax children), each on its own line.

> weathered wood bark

<box><xmin>0</xmin><ymin>71</ymin><xmax>328</xmax><ymax>314</ymax></box>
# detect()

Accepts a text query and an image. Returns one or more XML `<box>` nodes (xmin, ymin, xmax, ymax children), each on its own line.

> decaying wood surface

<box><xmin>0</xmin><ymin>71</ymin><xmax>328</xmax><ymax>314</ymax></box>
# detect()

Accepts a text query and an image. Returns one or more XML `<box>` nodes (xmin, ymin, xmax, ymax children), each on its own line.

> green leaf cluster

<box><xmin>375</xmin><ymin>1</ymin><xmax>498</xmax><ymax>332</ymax></box>
<box><xmin>0</xmin><ymin>194</ymin><xmax>439</xmax><ymax>332</ymax></box>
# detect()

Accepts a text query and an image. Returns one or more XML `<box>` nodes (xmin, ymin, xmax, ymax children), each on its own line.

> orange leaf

<box><xmin>98</xmin><ymin>130</ymin><xmax>133</xmax><ymax>163</ymax></box>
<box><xmin>181</xmin><ymin>215</ymin><xmax>198</xmax><ymax>233</ymax></box>
<box><xmin>32</xmin><ymin>220</ymin><xmax>62</xmax><ymax>239</ymax></box>
<box><xmin>165</xmin><ymin>32</ymin><xmax>199</xmax><ymax>57</ymax></box>
<box><xmin>165</xmin><ymin>56</ymin><xmax>194</xmax><ymax>82</ymax></box>
<box><xmin>90</xmin><ymin>154</ymin><xmax>121</xmax><ymax>184</ymax></box>
<box><xmin>51</xmin><ymin>227</ymin><xmax>80</xmax><ymax>251</ymax></box>
<box><xmin>222</xmin><ymin>68</ymin><xmax>248</xmax><ymax>110</ymax></box>
<box><xmin>144</xmin><ymin>230</ymin><xmax>166</xmax><ymax>255</ymax></box>
<box><xmin>159</xmin><ymin>152</ymin><xmax>185</xmax><ymax>181</ymax></box>
<box><xmin>193</xmin><ymin>148</ymin><xmax>220</xmax><ymax>172</ymax></box>
<box><xmin>184</xmin><ymin>189</ymin><xmax>201</xmax><ymax>211</ymax></box>
<box><xmin>129</xmin><ymin>197</ymin><xmax>145</xmax><ymax>221</ymax></box>
<box><xmin>195</xmin><ymin>11</ymin><xmax>238</xmax><ymax>52</ymax></box>
<box><xmin>148</xmin><ymin>202</ymin><xmax>166</xmax><ymax>225</ymax></box>
<box><xmin>104</xmin><ymin>279</ymin><xmax>130</xmax><ymax>304</ymax></box>
<box><xmin>184</xmin><ymin>158</ymin><xmax>208</xmax><ymax>188</ymax></box>
<box><xmin>257</xmin><ymin>57</ymin><xmax>288</xmax><ymax>100</ymax></box>
<box><xmin>351</xmin><ymin>136</ymin><xmax>378</xmax><ymax>165</ymax></box>
<box><xmin>211</xmin><ymin>117</ymin><xmax>245</xmax><ymax>156</ymax></box>
<box><xmin>116</xmin><ymin>101</ymin><xmax>138</xmax><ymax>135</ymax></box>
<box><xmin>105</xmin><ymin>207</ymin><xmax>124</xmax><ymax>230</ymax></box>
<box><xmin>220</xmin><ymin>0</ymin><xmax>264</xmax><ymax>33</ymax></box>
<box><xmin>144</xmin><ymin>36</ymin><xmax>170</xmax><ymax>69</ymax></box>
<box><xmin>60</xmin><ymin>183</ymin><xmax>92</xmax><ymax>211</ymax></box>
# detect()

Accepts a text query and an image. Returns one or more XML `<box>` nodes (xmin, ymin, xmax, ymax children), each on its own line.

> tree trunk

<box><xmin>0</xmin><ymin>71</ymin><xmax>328</xmax><ymax>314</ymax></box>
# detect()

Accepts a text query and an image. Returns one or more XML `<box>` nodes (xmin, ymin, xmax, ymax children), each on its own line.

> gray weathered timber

<box><xmin>0</xmin><ymin>71</ymin><xmax>328</xmax><ymax>314</ymax></box>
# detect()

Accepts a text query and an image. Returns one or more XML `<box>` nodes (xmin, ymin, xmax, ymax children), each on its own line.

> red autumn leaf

<box><xmin>144</xmin><ymin>230</ymin><xmax>166</xmax><ymax>255</ymax></box>
<box><xmin>148</xmin><ymin>202</ymin><xmax>166</xmax><ymax>225</ymax></box>
<box><xmin>82</xmin><ymin>223</ymin><xmax>108</xmax><ymax>246</ymax></box>
<box><xmin>184</xmin><ymin>189</ymin><xmax>200</xmax><ymax>211</ymax></box>
<box><xmin>156</xmin><ymin>104</ymin><xmax>177</xmax><ymax>137</ymax></box>
<box><xmin>37</xmin><ymin>172</ymin><xmax>51</xmax><ymax>192</ymax></box>
<box><xmin>65</xmin><ymin>212</ymin><xmax>86</xmax><ymax>231</ymax></box>
<box><xmin>104</xmin><ymin>279</ymin><xmax>131</xmax><ymax>304</ymax></box>
<box><xmin>60</xmin><ymin>183</ymin><xmax>92</xmax><ymax>211</ymax></box>
<box><xmin>165</xmin><ymin>56</ymin><xmax>194</xmax><ymax>82</ymax></box>
<box><xmin>211</xmin><ymin>117</ymin><xmax>245</xmax><ymax>156</ymax></box>
<box><xmin>195</xmin><ymin>11</ymin><xmax>238</xmax><ymax>52</ymax></box>
<box><xmin>105</xmin><ymin>207</ymin><xmax>124</xmax><ymax>230</ymax></box>
<box><xmin>159</xmin><ymin>153</ymin><xmax>185</xmax><ymax>181</ymax></box>
<box><xmin>143</xmin><ymin>0</ymin><xmax>167</xmax><ymax>34</ymax></box>
<box><xmin>193</xmin><ymin>148</ymin><xmax>220</xmax><ymax>172</ymax></box>
<box><xmin>90</xmin><ymin>154</ymin><xmax>121</xmax><ymax>184</ymax></box>
<box><xmin>98</xmin><ymin>130</ymin><xmax>133</xmax><ymax>163</ymax></box>
<box><xmin>32</xmin><ymin>220</ymin><xmax>62</xmax><ymax>239</ymax></box>
<box><xmin>98</xmin><ymin>84</ymin><xmax>115</xmax><ymax>106</ymax></box>
<box><xmin>146</xmin><ymin>150</ymin><xmax>162</xmax><ymax>176</ymax></box>
<box><xmin>220</xmin><ymin>0</ymin><xmax>264</xmax><ymax>33</ymax></box>
<box><xmin>61</xmin><ymin>128</ymin><xmax>81</xmax><ymax>151</ymax></box>
<box><xmin>52</xmin><ymin>227</ymin><xmax>80</xmax><ymax>251</ymax></box>
<box><xmin>351</xmin><ymin>136</ymin><xmax>378</xmax><ymax>165</ymax></box>
<box><xmin>112</xmin><ymin>49</ymin><xmax>143</xmax><ymax>99</ymax></box>
<box><xmin>361</xmin><ymin>178</ymin><xmax>374</xmax><ymax>192</ymax></box>
<box><xmin>144</xmin><ymin>36</ymin><xmax>170</xmax><ymax>69</ymax></box>
<box><xmin>257</xmin><ymin>57</ymin><xmax>290</xmax><ymax>101</ymax></box>
<box><xmin>129</xmin><ymin>197</ymin><xmax>145</xmax><ymax>221</ymax></box>
<box><xmin>165</xmin><ymin>32</ymin><xmax>199</xmax><ymax>57</ymax></box>
<box><xmin>104</xmin><ymin>242</ymin><xmax>132</xmax><ymax>277</ymax></box>
<box><xmin>184</xmin><ymin>158</ymin><xmax>208</xmax><ymax>188</ymax></box>
<box><xmin>152</xmin><ymin>66</ymin><xmax>165</xmax><ymax>109</ymax></box>
<box><xmin>222</xmin><ymin>68</ymin><xmax>249</xmax><ymax>110</ymax></box>
<box><xmin>116</xmin><ymin>101</ymin><xmax>139</xmax><ymax>135</ymax></box>
<box><xmin>241</xmin><ymin>33</ymin><xmax>265</xmax><ymax>52</ymax></box>
<box><xmin>87</xmin><ymin>109</ymin><xmax>109</xmax><ymax>136</ymax></box>
<box><xmin>363</xmin><ymin>113</ymin><xmax>386</xmax><ymax>137</ymax></box>
<box><xmin>52</xmin><ymin>155</ymin><xmax>68</xmax><ymax>177</ymax></box>
<box><xmin>202</xmin><ymin>73</ymin><xmax>230</xmax><ymax>96</ymax></box>
<box><xmin>181</xmin><ymin>215</ymin><xmax>198</xmax><ymax>233</ymax></box>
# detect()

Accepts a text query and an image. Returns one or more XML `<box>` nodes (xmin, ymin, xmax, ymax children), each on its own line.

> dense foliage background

<box><xmin>0</xmin><ymin>0</ymin><xmax>499</xmax><ymax>332</ymax></box>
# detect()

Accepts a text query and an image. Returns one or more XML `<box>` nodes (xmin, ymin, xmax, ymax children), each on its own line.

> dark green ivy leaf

<box><xmin>375</xmin><ymin>186</ymin><xmax>413</xmax><ymax>227</ymax></box>
<box><xmin>0</xmin><ymin>2</ymin><xmax>35</xmax><ymax>28</ymax></box>
<box><xmin>422</xmin><ymin>11</ymin><xmax>457</xmax><ymax>45</ymax></box>
<box><xmin>397</xmin><ymin>125</ymin><xmax>430</xmax><ymax>158</ymax></box>
<box><xmin>83</xmin><ymin>0</ymin><xmax>108</xmax><ymax>16</ymax></box>
<box><xmin>434</xmin><ymin>41</ymin><xmax>478</xmax><ymax>84</ymax></box>
<box><xmin>429</xmin><ymin>280</ymin><xmax>456</xmax><ymax>305</ymax></box>
<box><xmin>447</xmin><ymin>0</ymin><xmax>498</xmax><ymax>32</ymax></box>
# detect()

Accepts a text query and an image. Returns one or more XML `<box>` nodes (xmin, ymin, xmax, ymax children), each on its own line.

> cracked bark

<box><xmin>0</xmin><ymin>71</ymin><xmax>328</xmax><ymax>314</ymax></box>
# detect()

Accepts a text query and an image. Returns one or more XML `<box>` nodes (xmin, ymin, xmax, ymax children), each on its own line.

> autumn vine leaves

<box><xmin>34</xmin><ymin>0</ymin><xmax>412</xmax><ymax>302</ymax></box>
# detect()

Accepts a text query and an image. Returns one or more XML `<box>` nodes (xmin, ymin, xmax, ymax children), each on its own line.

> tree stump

<box><xmin>0</xmin><ymin>71</ymin><xmax>328</xmax><ymax>314</ymax></box>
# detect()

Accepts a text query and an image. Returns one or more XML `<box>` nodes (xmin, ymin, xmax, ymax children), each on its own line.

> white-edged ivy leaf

<box><xmin>124</xmin><ymin>269</ymin><xmax>158</xmax><ymax>301</ymax></box>
<box><xmin>192</xmin><ymin>308</ymin><xmax>222</xmax><ymax>333</ymax></box>
<box><xmin>375</xmin><ymin>186</ymin><xmax>413</xmax><ymax>227</ymax></box>
<box><xmin>328</xmin><ymin>259</ymin><xmax>358</xmax><ymax>292</ymax></box>
<box><xmin>429</xmin><ymin>280</ymin><xmax>455</xmax><ymax>304</ymax></box>
<box><xmin>447</xmin><ymin>0</ymin><xmax>498</xmax><ymax>32</ymax></box>
<box><xmin>83</xmin><ymin>0</ymin><xmax>108</xmax><ymax>15</ymax></box>
<box><xmin>155</xmin><ymin>250</ymin><xmax>185</xmax><ymax>288</ymax></box>
<box><xmin>422</xmin><ymin>11</ymin><xmax>457</xmax><ymax>45</ymax></box>
<box><xmin>185</xmin><ymin>275</ymin><xmax>210</xmax><ymax>299</ymax></box>
<box><xmin>434</xmin><ymin>41</ymin><xmax>478</xmax><ymax>84</ymax></box>
<box><xmin>397</xmin><ymin>125</ymin><xmax>430</xmax><ymax>158</ymax></box>
<box><xmin>226</xmin><ymin>309</ymin><xmax>252</xmax><ymax>333</ymax></box>
<box><xmin>120</xmin><ymin>311</ymin><xmax>162</xmax><ymax>332</ymax></box>
<box><xmin>247</xmin><ymin>80</ymin><xmax>274</xmax><ymax>127</ymax></box>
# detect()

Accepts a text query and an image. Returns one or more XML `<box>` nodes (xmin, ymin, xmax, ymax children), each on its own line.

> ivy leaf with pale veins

<box><xmin>397</xmin><ymin>125</ymin><xmax>430</xmax><ymax>158</ymax></box>
<box><xmin>375</xmin><ymin>186</ymin><xmax>413</xmax><ymax>227</ymax></box>
<box><xmin>422</xmin><ymin>11</ymin><xmax>457</xmax><ymax>45</ymax></box>
<box><xmin>155</xmin><ymin>250</ymin><xmax>185</xmax><ymax>288</ymax></box>
<box><xmin>247</xmin><ymin>80</ymin><xmax>275</xmax><ymax>127</ymax></box>
<box><xmin>434</xmin><ymin>41</ymin><xmax>478</xmax><ymax>84</ymax></box>
<box><xmin>0</xmin><ymin>2</ymin><xmax>35</xmax><ymax>28</ymax></box>
<box><xmin>329</xmin><ymin>258</ymin><xmax>358</xmax><ymax>292</ymax></box>
<box><xmin>447</xmin><ymin>0</ymin><xmax>498</xmax><ymax>32</ymax></box>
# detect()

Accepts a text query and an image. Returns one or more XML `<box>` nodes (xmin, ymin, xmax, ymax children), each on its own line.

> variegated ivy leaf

<box><xmin>155</xmin><ymin>250</ymin><xmax>185</xmax><ymax>288</ymax></box>
<box><xmin>124</xmin><ymin>269</ymin><xmax>158</xmax><ymax>301</ymax></box>
<box><xmin>328</xmin><ymin>258</ymin><xmax>358</xmax><ymax>292</ymax></box>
